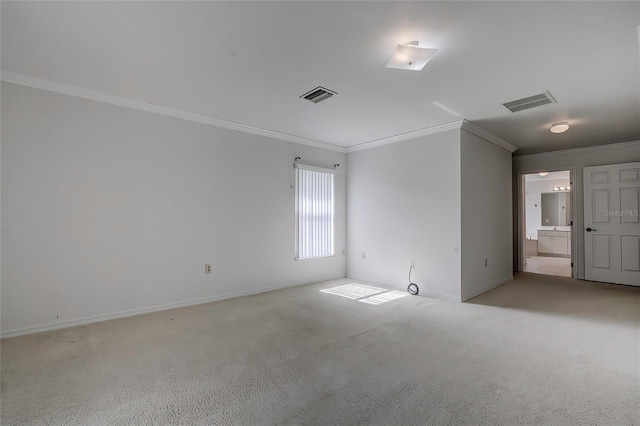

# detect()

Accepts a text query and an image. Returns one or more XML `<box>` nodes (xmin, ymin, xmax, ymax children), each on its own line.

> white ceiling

<box><xmin>524</xmin><ymin>170</ymin><xmax>571</xmax><ymax>182</ymax></box>
<box><xmin>2</xmin><ymin>1</ymin><xmax>639</xmax><ymax>155</ymax></box>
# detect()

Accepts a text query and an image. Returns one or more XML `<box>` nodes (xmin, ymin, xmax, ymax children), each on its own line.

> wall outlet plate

<box><xmin>205</xmin><ymin>264</ymin><xmax>212</xmax><ymax>274</ymax></box>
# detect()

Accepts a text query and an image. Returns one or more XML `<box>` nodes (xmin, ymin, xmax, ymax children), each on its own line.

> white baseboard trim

<box><xmin>461</xmin><ymin>276</ymin><xmax>514</xmax><ymax>302</ymax></box>
<box><xmin>346</xmin><ymin>274</ymin><xmax>462</xmax><ymax>303</ymax></box>
<box><xmin>0</xmin><ymin>275</ymin><xmax>344</xmax><ymax>339</ymax></box>
<box><xmin>416</xmin><ymin>289</ymin><xmax>463</xmax><ymax>303</ymax></box>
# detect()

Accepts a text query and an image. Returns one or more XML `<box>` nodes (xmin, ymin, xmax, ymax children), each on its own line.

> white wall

<box><xmin>346</xmin><ymin>129</ymin><xmax>462</xmax><ymax>302</ymax></box>
<box><xmin>1</xmin><ymin>83</ymin><xmax>346</xmax><ymax>336</ymax></box>
<box><xmin>460</xmin><ymin>130</ymin><xmax>513</xmax><ymax>301</ymax></box>
<box><xmin>524</xmin><ymin>177</ymin><xmax>570</xmax><ymax>239</ymax></box>
<box><xmin>513</xmin><ymin>140</ymin><xmax>640</xmax><ymax>278</ymax></box>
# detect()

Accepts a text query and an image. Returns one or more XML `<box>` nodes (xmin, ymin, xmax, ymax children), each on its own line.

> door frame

<box><xmin>516</xmin><ymin>166</ymin><xmax>578</xmax><ymax>277</ymax></box>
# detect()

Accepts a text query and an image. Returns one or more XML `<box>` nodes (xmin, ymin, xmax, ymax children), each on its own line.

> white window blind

<box><xmin>295</xmin><ymin>164</ymin><xmax>335</xmax><ymax>259</ymax></box>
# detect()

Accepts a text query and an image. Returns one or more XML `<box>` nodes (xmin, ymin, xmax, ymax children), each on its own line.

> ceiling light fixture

<box><xmin>386</xmin><ymin>41</ymin><xmax>437</xmax><ymax>71</ymax></box>
<box><xmin>538</xmin><ymin>172</ymin><xmax>549</xmax><ymax>177</ymax></box>
<box><xmin>550</xmin><ymin>122</ymin><xmax>570</xmax><ymax>134</ymax></box>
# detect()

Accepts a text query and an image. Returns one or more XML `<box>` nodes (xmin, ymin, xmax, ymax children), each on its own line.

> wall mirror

<box><xmin>541</xmin><ymin>192</ymin><xmax>571</xmax><ymax>226</ymax></box>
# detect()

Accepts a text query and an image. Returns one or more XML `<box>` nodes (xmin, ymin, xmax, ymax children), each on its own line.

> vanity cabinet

<box><xmin>537</xmin><ymin>230</ymin><xmax>571</xmax><ymax>256</ymax></box>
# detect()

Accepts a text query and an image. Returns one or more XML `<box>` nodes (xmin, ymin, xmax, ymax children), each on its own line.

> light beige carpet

<box><xmin>1</xmin><ymin>273</ymin><xmax>639</xmax><ymax>425</ymax></box>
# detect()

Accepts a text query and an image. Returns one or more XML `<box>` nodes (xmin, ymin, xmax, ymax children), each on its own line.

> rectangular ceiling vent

<box><xmin>503</xmin><ymin>91</ymin><xmax>557</xmax><ymax>113</ymax></box>
<box><xmin>300</xmin><ymin>86</ymin><xmax>337</xmax><ymax>104</ymax></box>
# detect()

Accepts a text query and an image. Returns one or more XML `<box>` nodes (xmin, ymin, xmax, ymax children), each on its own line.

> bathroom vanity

<box><xmin>537</xmin><ymin>229</ymin><xmax>571</xmax><ymax>256</ymax></box>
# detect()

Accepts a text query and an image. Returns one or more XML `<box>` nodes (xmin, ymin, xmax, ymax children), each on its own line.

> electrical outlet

<box><xmin>361</xmin><ymin>252</ymin><xmax>366</xmax><ymax>260</ymax></box>
<box><xmin>411</xmin><ymin>261</ymin><xmax>415</xmax><ymax>270</ymax></box>
<box><xmin>205</xmin><ymin>264</ymin><xmax>212</xmax><ymax>274</ymax></box>
<box><xmin>484</xmin><ymin>258</ymin><xmax>488</xmax><ymax>267</ymax></box>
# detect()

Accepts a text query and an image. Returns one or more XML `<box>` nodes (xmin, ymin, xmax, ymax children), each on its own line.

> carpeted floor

<box><xmin>1</xmin><ymin>273</ymin><xmax>639</xmax><ymax>425</ymax></box>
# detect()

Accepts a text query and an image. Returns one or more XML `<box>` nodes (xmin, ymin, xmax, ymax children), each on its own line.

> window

<box><xmin>295</xmin><ymin>163</ymin><xmax>335</xmax><ymax>259</ymax></box>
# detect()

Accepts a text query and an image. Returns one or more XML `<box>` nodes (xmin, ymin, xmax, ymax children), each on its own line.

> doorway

<box><xmin>522</xmin><ymin>170</ymin><xmax>573</xmax><ymax>277</ymax></box>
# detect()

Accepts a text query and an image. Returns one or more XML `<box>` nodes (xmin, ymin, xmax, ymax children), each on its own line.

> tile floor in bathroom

<box><xmin>523</xmin><ymin>256</ymin><xmax>572</xmax><ymax>277</ymax></box>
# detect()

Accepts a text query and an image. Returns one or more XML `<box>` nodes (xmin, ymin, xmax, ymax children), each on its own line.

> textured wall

<box><xmin>460</xmin><ymin>129</ymin><xmax>513</xmax><ymax>301</ymax></box>
<box><xmin>347</xmin><ymin>129</ymin><xmax>463</xmax><ymax>301</ymax></box>
<box><xmin>1</xmin><ymin>83</ymin><xmax>346</xmax><ymax>335</ymax></box>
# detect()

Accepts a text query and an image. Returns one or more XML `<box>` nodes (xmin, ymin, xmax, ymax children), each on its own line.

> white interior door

<box><xmin>583</xmin><ymin>162</ymin><xmax>640</xmax><ymax>286</ymax></box>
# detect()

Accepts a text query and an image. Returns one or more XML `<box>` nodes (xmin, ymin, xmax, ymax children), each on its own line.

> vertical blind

<box><xmin>295</xmin><ymin>164</ymin><xmax>335</xmax><ymax>259</ymax></box>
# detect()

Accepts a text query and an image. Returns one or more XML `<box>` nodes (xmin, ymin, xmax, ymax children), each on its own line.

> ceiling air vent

<box><xmin>503</xmin><ymin>91</ymin><xmax>557</xmax><ymax>113</ymax></box>
<box><xmin>300</xmin><ymin>86</ymin><xmax>337</xmax><ymax>104</ymax></box>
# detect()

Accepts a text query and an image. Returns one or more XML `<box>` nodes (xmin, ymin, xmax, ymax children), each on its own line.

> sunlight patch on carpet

<box><xmin>358</xmin><ymin>290</ymin><xmax>407</xmax><ymax>305</ymax></box>
<box><xmin>320</xmin><ymin>283</ymin><xmax>407</xmax><ymax>305</ymax></box>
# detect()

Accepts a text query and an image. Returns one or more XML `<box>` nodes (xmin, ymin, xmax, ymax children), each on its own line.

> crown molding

<box><xmin>461</xmin><ymin>120</ymin><xmax>518</xmax><ymax>153</ymax></box>
<box><xmin>345</xmin><ymin>120</ymin><xmax>464</xmax><ymax>153</ymax></box>
<box><xmin>513</xmin><ymin>140</ymin><xmax>640</xmax><ymax>161</ymax></box>
<box><xmin>1</xmin><ymin>71</ymin><xmax>347</xmax><ymax>153</ymax></box>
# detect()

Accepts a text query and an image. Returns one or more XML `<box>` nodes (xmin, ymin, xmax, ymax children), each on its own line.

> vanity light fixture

<box><xmin>553</xmin><ymin>186</ymin><xmax>570</xmax><ymax>192</ymax></box>
<box><xmin>550</xmin><ymin>122</ymin><xmax>570</xmax><ymax>134</ymax></box>
<box><xmin>386</xmin><ymin>41</ymin><xmax>438</xmax><ymax>71</ymax></box>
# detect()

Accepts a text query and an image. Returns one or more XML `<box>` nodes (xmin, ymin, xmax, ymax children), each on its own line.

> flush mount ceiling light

<box><xmin>539</xmin><ymin>172</ymin><xmax>549</xmax><ymax>177</ymax></box>
<box><xmin>550</xmin><ymin>122</ymin><xmax>570</xmax><ymax>134</ymax></box>
<box><xmin>386</xmin><ymin>41</ymin><xmax>438</xmax><ymax>71</ymax></box>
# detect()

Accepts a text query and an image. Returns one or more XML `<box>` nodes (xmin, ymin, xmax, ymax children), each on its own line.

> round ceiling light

<box><xmin>538</xmin><ymin>172</ymin><xmax>549</xmax><ymax>177</ymax></box>
<box><xmin>550</xmin><ymin>122</ymin><xmax>570</xmax><ymax>134</ymax></box>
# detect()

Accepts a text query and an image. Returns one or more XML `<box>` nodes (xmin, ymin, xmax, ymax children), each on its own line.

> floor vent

<box><xmin>300</xmin><ymin>86</ymin><xmax>337</xmax><ymax>104</ymax></box>
<box><xmin>503</xmin><ymin>91</ymin><xmax>556</xmax><ymax>113</ymax></box>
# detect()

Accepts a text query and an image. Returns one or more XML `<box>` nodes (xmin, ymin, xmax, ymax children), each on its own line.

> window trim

<box><xmin>294</xmin><ymin>163</ymin><xmax>336</xmax><ymax>260</ymax></box>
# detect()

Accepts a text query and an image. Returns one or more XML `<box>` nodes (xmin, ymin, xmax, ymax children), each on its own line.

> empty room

<box><xmin>1</xmin><ymin>2</ymin><xmax>639</xmax><ymax>425</ymax></box>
